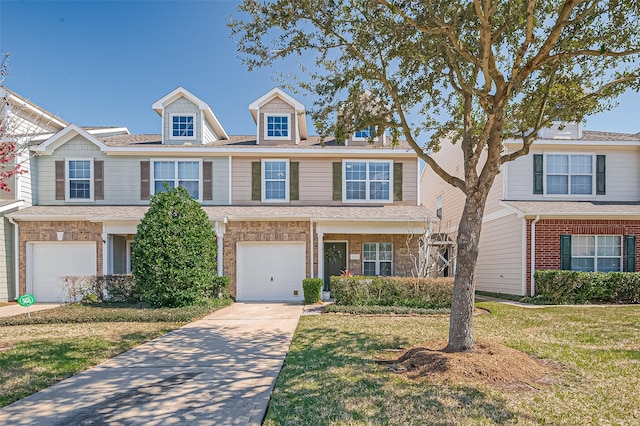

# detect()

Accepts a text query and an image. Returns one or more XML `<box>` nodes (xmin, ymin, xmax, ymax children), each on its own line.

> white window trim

<box><xmin>169</xmin><ymin>114</ymin><xmax>197</xmax><ymax>141</ymax></box>
<box><xmin>65</xmin><ymin>158</ymin><xmax>94</xmax><ymax>202</ymax></box>
<box><xmin>150</xmin><ymin>158</ymin><xmax>203</xmax><ymax>202</ymax></box>
<box><xmin>362</xmin><ymin>242</ymin><xmax>394</xmax><ymax>276</ymax></box>
<box><xmin>342</xmin><ymin>159</ymin><xmax>393</xmax><ymax>203</ymax></box>
<box><xmin>352</xmin><ymin>126</ymin><xmax>376</xmax><ymax>141</ymax></box>
<box><xmin>543</xmin><ymin>152</ymin><xmax>596</xmax><ymax>198</ymax></box>
<box><xmin>261</xmin><ymin>159</ymin><xmax>290</xmax><ymax>203</ymax></box>
<box><xmin>264</xmin><ymin>113</ymin><xmax>291</xmax><ymax>140</ymax></box>
<box><xmin>571</xmin><ymin>235</ymin><xmax>623</xmax><ymax>272</ymax></box>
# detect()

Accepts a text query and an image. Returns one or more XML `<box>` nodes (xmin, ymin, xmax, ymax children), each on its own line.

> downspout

<box><xmin>310</xmin><ymin>218</ymin><xmax>314</xmax><ymax>278</ymax></box>
<box><xmin>8</xmin><ymin>217</ymin><xmax>20</xmax><ymax>300</ymax></box>
<box><xmin>530</xmin><ymin>215</ymin><xmax>540</xmax><ymax>297</ymax></box>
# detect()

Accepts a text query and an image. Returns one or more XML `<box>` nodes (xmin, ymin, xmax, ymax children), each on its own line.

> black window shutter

<box><xmin>290</xmin><ymin>162</ymin><xmax>299</xmax><ymax>201</ymax></box>
<box><xmin>332</xmin><ymin>162</ymin><xmax>342</xmax><ymax>201</ymax></box>
<box><xmin>533</xmin><ymin>154</ymin><xmax>543</xmax><ymax>194</ymax></box>
<box><xmin>55</xmin><ymin>161</ymin><xmax>65</xmax><ymax>200</ymax></box>
<box><xmin>393</xmin><ymin>162</ymin><xmax>403</xmax><ymax>201</ymax></box>
<box><xmin>596</xmin><ymin>155</ymin><xmax>606</xmax><ymax>195</ymax></box>
<box><xmin>203</xmin><ymin>161</ymin><xmax>213</xmax><ymax>201</ymax></box>
<box><xmin>560</xmin><ymin>234</ymin><xmax>572</xmax><ymax>270</ymax></box>
<box><xmin>624</xmin><ymin>235</ymin><xmax>636</xmax><ymax>272</ymax></box>
<box><xmin>251</xmin><ymin>162</ymin><xmax>261</xmax><ymax>201</ymax></box>
<box><xmin>140</xmin><ymin>161</ymin><xmax>150</xmax><ymax>201</ymax></box>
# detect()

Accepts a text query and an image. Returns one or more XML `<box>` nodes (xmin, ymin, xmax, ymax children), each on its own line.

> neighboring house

<box><xmin>421</xmin><ymin>123</ymin><xmax>640</xmax><ymax>296</ymax></box>
<box><xmin>6</xmin><ymin>86</ymin><xmax>430</xmax><ymax>302</ymax></box>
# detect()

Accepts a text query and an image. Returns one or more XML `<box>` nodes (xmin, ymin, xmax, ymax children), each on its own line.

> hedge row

<box><xmin>330</xmin><ymin>276</ymin><xmax>454</xmax><ymax>309</ymax></box>
<box><xmin>534</xmin><ymin>270</ymin><xmax>640</xmax><ymax>304</ymax></box>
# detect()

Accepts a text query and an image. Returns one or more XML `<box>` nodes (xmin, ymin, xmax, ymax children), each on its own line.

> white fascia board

<box><xmin>316</xmin><ymin>221</ymin><xmax>429</xmax><ymax>235</ymax></box>
<box><xmin>504</xmin><ymin>139</ymin><xmax>640</xmax><ymax>147</ymax></box>
<box><xmin>1</xmin><ymin>88</ymin><xmax>68</xmax><ymax>129</ymax></box>
<box><xmin>202</xmin><ymin>108</ymin><xmax>229</xmax><ymax>140</ymax></box>
<box><xmin>31</xmin><ymin>124</ymin><xmax>110</xmax><ymax>155</ymax></box>
<box><xmin>100</xmin><ymin>147</ymin><xmax>419</xmax><ymax>156</ymax></box>
<box><xmin>152</xmin><ymin>86</ymin><xmax>209</xmax><ymax>112</ymax></box>
<box><xmin>498</xmin><ymin>200</ymin><xmax>526</xmax><ymax>218</ymax></box>
<box><xmin>7</xmin><ymin>213</ymin><xmax>91</xmax><ymax>221</ymax></box>
<box><xmin>86</xmin><ymin>127</ymin><xmax>130</xmax><ymax>136</ymax></box>
<box><xmin>499</xmin><ymin>201</ymin><xmax>640</xmax><ymax>218</ymax></box>
<box><xmin>0</xmin><ymin>200</ymin><xmax>24</xmax><ymax>214</ymax></box>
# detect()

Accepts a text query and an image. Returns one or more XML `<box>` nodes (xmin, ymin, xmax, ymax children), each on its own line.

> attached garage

<box><xmin>236</xmin><ymin>242</ymin><xmax>306</xmax><ymax>301</ymax></box>
<box><xmin>26</xmin><ymin>242</ymin><xmax>97</xmax><ymax>302</ymax></box>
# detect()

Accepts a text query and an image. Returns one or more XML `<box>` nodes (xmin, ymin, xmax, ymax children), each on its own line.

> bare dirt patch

<box><xmin>377</xmin><ymin>340</ymin><xmax>560</xmax><ymax>391</ymax></box>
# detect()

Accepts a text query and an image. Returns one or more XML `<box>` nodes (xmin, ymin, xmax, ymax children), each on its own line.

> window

<box><xmin>354</xmin><ymin>126</ymin><xmax>375</xmax><ymax>140</ymax></box>
<box><xmin>571</xmin><ymin>235</ymin><xmax>622</xmax><ymax>272</ymax></box>
<box><xmin>171</xmin><ymin>115</ymin><xmax>195</xmax><ymax>139</ymax></box>
<box><xmin>546</xmin><ymin>154</ymin><xmax>593</xmax><ymax>195</ymax></box>
<box><xmin>262</xmin><ymin>160</ymin><xmax>289</xmax><ymax>202</ymax></box>
<box><xmin>344</xmin><ymin>160</ymin><xmax>392</xmax><ymax>202</ymax></box>
<box><xmin>265</xmin><ymin>114</ymin><xmax>290</xmax><ymax>139</ymax></box>
<box><xmin>435</xmin><ymin>195</ymin><xmax>443</xmax><ymax>219</ymax></box>
<box><xmin>67</xmin><ymin>159</ymin><xmax>93</xmax><ymax>201</ymax></box>
<box><xmin>363</xmin><ymin>242</ymin><xmax>393</xmax><ymax>275</ymax></box>
<box><xmin>152</xmin><ymin>160</ymin><xmax>201</xmax><ymax>199</ymax></box>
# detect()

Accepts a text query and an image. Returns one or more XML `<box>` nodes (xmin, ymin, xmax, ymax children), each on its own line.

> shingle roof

<box><xmin>503</xmin><ymin>200</ymin><xmax>640</xmax><ymax>216</ymax></box>
<box><xmin>98</xmin><ymin>134</ymin><xmax>415</xmax><ymax>150</ymax></box>
<box><xmin>581</xmin><ymin>130</ymin><xmax>640</xmax><ymax>142</ymax></box>
<box><xmin>8</xmin><ymin>204</ymin><xmax>431</xmax><ymax>222</ymax></box>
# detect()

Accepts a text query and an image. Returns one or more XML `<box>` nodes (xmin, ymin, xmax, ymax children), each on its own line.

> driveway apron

<box><xmin>0</xmin><ymin>303</ymin><xmax>303</xmax><ymax>426</ymax></box>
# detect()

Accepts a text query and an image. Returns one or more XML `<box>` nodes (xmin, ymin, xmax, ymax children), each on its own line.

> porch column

<box><xmin>215</xmin><ymin>221</ymin><xmax>226</xmax><ymax>276</ymax></box>
<box><xmin>317</xmin><ymin>229</ymin><xmax>324</xmax><ymax>283</ymax></box>
<box><xmin>101</xmin><ymin>225</ymin><xmax>108</xmax><ymax>276</ymax></box>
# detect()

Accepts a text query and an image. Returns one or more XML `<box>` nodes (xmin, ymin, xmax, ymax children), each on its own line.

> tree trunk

<box><xmin>445</xmin><ymin>189</ymin><xmax>487</xmax><ymax>352</ymax></box>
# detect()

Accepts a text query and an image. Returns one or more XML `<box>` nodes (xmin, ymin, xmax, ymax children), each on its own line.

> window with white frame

<box><xmin>152</xmin><ymin>160</ymin><xmax>201</xmax><ymax>199</ymax></box>
<box><xmin>571</xmin><ymin>235</ymin><xmax>622</xmax><ymax>272</ymax></box>
<box><xmin>344</xmin><ymin>160</ymin><xmax>392</xmax><ymax>202</ymax></box>
<box><xmin>171</xmin><ymin>115</ymin><xmax>195</xmax><ymax>139</ymax></box>
<box><xmin>363</xmin><ymin>242</ymin><xmax>393</xmax><ymax>275</ymax></box>
<box><xmin>265</xmin><ymin>114</ymin><xmax>290</xmax><ymax>139</ymax></box>
<box><xmin>262</xmin><ymin>159</ymin><xmax>289</xmax><ymax>202</ymax></box>
<box><xmin>354</xmin><ymin>125</ymin><xmax>375</xmax><ymax>140</ymax></box>
<box><xmin>67</xmin><ymin>159</ymin><xmax>93</xmax><ymax>201</ymax></box>
<box><xmin>546</xmin><ymin>154</ymin><xmax>593</xmax><ymax>195</ymax></box>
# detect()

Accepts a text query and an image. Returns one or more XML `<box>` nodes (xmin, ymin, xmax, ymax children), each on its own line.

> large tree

<box><xmin>231</xmin><ymin>0</ymin><xmax>640</xmax><ymax>351</ymax></box>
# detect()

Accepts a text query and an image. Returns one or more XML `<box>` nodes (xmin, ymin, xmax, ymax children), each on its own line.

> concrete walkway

<box><xmin>0</xmin><ymin>303</ymin><xmax>61</xmax><ymax>317</ymax></box>
<box><xmin>0</xmin><ymin>303</ymin><xmax>303</xmax><ymax>426</ymax></box>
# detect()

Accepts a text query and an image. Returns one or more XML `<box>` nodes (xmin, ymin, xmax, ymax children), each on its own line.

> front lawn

<box><xmin>266</xmin><ymin>302</ymin><xmax>640</xmax><ymax>425</ymax></box>
<box><xmin>0</xmin><ymin>299</ymin><xmax>232</xmax><ymax>408</ymax></box>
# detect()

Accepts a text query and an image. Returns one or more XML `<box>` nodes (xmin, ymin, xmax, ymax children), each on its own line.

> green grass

<box><xmin>266</xmin><ymin>303</ymin><xmax>640</xmax><ymax>425</ymax></box>
<box><xmin>0</xmin><ymin>299</ymin><xmax>232</xmax><ymax>408</ymax></box>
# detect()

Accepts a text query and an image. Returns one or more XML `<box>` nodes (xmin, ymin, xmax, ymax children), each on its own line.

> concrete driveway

<box><xmin>0</xmin><ymin>303</ymin><xmax>303</xmax><ymax>425</ymax></box>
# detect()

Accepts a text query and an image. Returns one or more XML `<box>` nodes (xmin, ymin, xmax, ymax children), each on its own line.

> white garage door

<box><xmin>236</xmin><ymin>242</ymin><xmax>306</xmax><ymax>301</ymax></box>
<box><xmin>27</xmin><ymin>242</ymin><xmax>97</xmax><ymax>302</ymax></box>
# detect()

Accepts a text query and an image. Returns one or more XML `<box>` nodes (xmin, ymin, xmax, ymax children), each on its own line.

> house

<box><xmin>421</xmin><ymin>123</ymin><xmax>640</xmax><ymax>296</ymax></box>
<box><xmin>4</xmin><ymin>86</ymin><xmax>430</xmax><ymax>302</ymax></box>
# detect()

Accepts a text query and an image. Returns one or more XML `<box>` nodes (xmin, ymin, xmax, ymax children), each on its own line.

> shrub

<box><xmin>535</xmin><ymin>270</ymin><xmax>640</xmax><ymax>304</ymax></box>
<box><xmin>101</xmin><ymin>274</ymin><xmax>140</xmax><ymax>303</ymax></box>
<box><xmin>59</xmin><ymin>275</ymin><xmax>103</xmax><ymax>303</ymax></box>
<box><xmin>330</xmin><ymin>276</ymin><xmax>454</xmax><ymax>309</ymax></box>
<box><xmin>132</xmin><ymin>185</ymin><xmax>218</xmax><ymax>307</ymax></box>
<box><xmin>302</xmin><ymin>278</ymin><xmax>323</xmax><ymax>304</ymax></box>
<box><xmin>323</xmin><ymin>304</ymin><xmax>450</xmax><ymax>315</ymax></box>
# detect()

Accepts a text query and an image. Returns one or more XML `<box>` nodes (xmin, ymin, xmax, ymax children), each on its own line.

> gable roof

<box><xmin>31</xmin><ymin>124</ymin><xmax>110</xmax><ymax>155</ymax></box>
<box><xmin>1</xmin><ymin>86</ymin><xmax>68</xmax><ymax>135</ymax></box>
<box><xmin>152</xmin><ymin>87</ymin><xmax>229</xmax><ymax>140</ymax></box>
<box><xmin>249</xmin><ymin>87</ymin><xmax>308</xmax><ymax>139</ymax></box>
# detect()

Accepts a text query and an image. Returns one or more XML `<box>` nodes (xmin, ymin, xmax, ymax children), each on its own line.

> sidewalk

<box><xmin>0</xmin><ymin>303</ymin><xmax>61</xmax><ymax>317</ymax></box>
<box><xmin>0</xmin><ymin>302</ymin><xmax>303</xmax><ymax>425</ymax></box>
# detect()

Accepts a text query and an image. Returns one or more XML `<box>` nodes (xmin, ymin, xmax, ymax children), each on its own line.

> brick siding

<box><xmin>526</xmin><ymin>219</ymin><xmax>640</xmax><ymax>295</ymax></box>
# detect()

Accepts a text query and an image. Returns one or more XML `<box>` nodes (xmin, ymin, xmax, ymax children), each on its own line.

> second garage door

<box><xmin>236</xmin><ymin>242</ymin><xmax>306</xmax><ymax>301</ymax></box>
<box><xmin>27</xmin><ymin>242</ymin><xmax>97</xmax><ymax>302</ymax></box>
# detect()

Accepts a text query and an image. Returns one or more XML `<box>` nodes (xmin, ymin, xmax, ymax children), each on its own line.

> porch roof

<box><xmin>7</xmin><ymin>204</ymin><xmax>431</xmax><ymax>223</ymax></box>
<box><xmin>502</xmin><ymin>200</ymin><xmax>640</xmax><ymax>217</ymax></box>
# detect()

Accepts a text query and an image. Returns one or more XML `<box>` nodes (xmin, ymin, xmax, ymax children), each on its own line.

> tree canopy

<box><xmin>231</xmin><ymin>0</ymin><xmax>640</xmax><ymax>351</ymax></box>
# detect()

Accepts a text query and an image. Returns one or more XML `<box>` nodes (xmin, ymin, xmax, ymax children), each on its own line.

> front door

<box><xmin>323</xmin><ymin>242</ymin><xmax>347</xmax><ymax>291</ymax></box>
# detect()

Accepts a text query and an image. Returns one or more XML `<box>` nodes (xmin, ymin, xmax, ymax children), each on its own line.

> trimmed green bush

<box><xmin>535</xmin><ymin>270</ymin><xmax>640</xmax><ymax>304</ymax></box>
<box><xmin>330</xmin><ymin>276</ymin><xmax>454</xmax><ymax>309</ymax></box>
<box><xmin>302</xmin><ymin>278</ymin><xmax>323</xmax><ymax>304</ymax></box>
<box><xmin>132</xmin><ymin>185</ymin><xmax>218</xmax><ymax>307</ymax></box>
<box><xmin>102</xmin><ymin>274</ymin><xmax>140</xmax><ymax>303</ymax></box>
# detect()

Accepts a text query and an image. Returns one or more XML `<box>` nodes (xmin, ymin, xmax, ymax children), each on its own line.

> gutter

<box><xmin>530</xmin><ymin>215</ymin><xmax>540</xmax><ymax>297</ymax></box>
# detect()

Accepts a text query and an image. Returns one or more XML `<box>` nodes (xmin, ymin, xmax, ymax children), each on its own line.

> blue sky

<box><xmin>1</xmin><ymin>0</ymin><xmax>639</xmax><ymax>138</ymax></box>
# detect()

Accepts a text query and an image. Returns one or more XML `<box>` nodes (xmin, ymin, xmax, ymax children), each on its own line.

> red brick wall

<box><xmin>526</xmin><ymin>219</ymin><xmax>640</xmax><ymax>295</ymax></box>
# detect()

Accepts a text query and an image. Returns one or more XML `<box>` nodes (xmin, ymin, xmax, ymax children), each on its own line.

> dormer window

<box><xmin>265</xmin><ymin>114</ymin><xmax>290</xmax><ymax>139</ymax></box>
<box><xmin>354</xmin><ymin>126</ymin><xmax>375</xmax><ymax>140</ymax></box>
<box><xmin>171</xmin><ymin>115</ymin><xmax>195</xmax><ymax>139</ymax></box>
